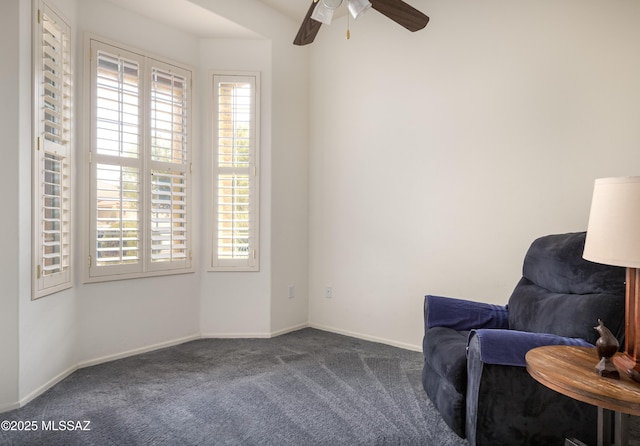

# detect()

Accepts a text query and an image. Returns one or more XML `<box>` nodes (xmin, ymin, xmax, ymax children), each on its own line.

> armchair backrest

<box><xmin>507</xmin><ymin>232</ymin><xmax>626</xmax><ymax>345</ymax></box>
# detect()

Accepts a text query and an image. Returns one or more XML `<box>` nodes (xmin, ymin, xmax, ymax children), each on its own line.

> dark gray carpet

<box><xmin>0</xmin><ymin>328</ymin><xmax>466</xmax><ymax>446</ymax></box>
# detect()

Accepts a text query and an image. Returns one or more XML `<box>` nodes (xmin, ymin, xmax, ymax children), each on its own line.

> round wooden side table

<box><xmin>526</xmin><ymin>345</ymin><xmax>640</xmax><ymax>446</ymax></box>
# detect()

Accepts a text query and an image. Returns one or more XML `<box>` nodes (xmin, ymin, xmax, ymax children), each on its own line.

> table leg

<box><xmin>614</xmin><ymin>411</ymin><xmax>629</xmax><ymax>446</ymax></box>
<box><xmin>598</xmin><ymin>407</ymin><xmax>611</xmax><ymax>446</ymax></box>
<box><xmin>598</xmin><ymin>407</ymin><xmax>630</xmax><ymax>446</ymax></box>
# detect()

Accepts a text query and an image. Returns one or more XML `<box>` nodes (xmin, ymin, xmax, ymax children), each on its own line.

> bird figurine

<box><xmin>594</xmin><ymin>319</ymin><xmax>620</xmax><ymax>379</ymax></box>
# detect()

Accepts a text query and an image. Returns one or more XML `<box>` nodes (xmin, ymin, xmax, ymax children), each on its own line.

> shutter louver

<box><xmin>33</xmin><ymin>2</ymin><xmax>72</xmax><ymax>298</ymax></box>
<box><xmin>41</xmin><ymin>12</ymin><xmax>69</xmax><ymax>146</ymax></box>
<box><xmin>42</xmin><ymin>153</ymin><xmax>70</xmax><ymax>275</ymax></box>
<box><xmin>95</xmin><ymin>163</ymin><xmax>141</xmax><ymax>266</ymax></box>
<box><xmin>96</xmin><ymin>52</ymin><xmax>140</xmax><ymax>159</ymax></box>
<box><xmin>151</xmin><ymin>171</ymin><xmax>188</xmax><ymax>262</ymax></box>
<box><xmin>149</xmin><ymin>66</ymin><xmax>189</xmax><ymax>267</ymax></box>
<box><xmin>217</xmin><ymin>174</ymin><xmax>250</xmax><ymax>260</ymax></box>
<box><xmin>151</xmin><ymin>68</ymin><xmax>187</xmax><ymax>164</ymax></box>
<box><xmin>212</xmin><ymin>75</ymin><xmax>259</xmax><ymax>270</ymax></box>
<box><xmin>93</xmin><ymin>48</ymin><xmax>142</xmax><ymax>270</ymax></box>
<box><xmin>218</xmin><ymin>82</ymin><xmax>252</xmax><ymax>168</ymax></box>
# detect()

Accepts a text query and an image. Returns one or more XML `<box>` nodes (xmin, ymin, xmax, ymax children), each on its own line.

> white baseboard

<box><xmin>18</xmin><ymin>365</ymin><xmax>78</xmax><ymax>409</ymax></box>
<box><xmin>309</xmin><ymin>323</ymin><xmax>422</xmax><ymax>352</ymax></box>
<box><xmin>77</xmin><ymin>334</ymin><xmax>201</xmax><ymax>369</ymax></box>
<box><xmin>200</xmin><ymin>332</ymin><xmax>272</xmax><ymax>339</ymax></box>
<box><xmin>270</xmin><ymin>322</ymin><xmax>309</xmax><ymax>337</ymax></box>
<box><xmin>200</xmin><ymin>322</ymin><xmax>309</xmax><ymax>340</ymax></box>
<box><xmin>0</xmin><ymin>402</ymin><xmax>20</xmax><ymax>413</ymax></box>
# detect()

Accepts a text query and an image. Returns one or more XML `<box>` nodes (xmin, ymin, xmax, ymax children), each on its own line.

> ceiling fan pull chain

<box><xmin>346</xmin><ymin>5</ymin><xmax>351</xmax><ymax>40</ymax></box>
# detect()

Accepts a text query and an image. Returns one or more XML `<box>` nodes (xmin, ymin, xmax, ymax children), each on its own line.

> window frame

<box><xmin>84</xmin><ymin>35</ymin><xmax>194</xmax><ymax>283</ymax></box>
<box><xmin>209</xmin><ymin>72</ymin><xmax>260</xmax><ymax>272</ymax></box>
<box><xmin>32</xmin><ymin>0</ymin><xmax>73</xmax><ymax>299</ymax></box>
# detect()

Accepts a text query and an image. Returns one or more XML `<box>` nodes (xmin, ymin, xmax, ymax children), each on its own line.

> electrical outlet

<box><xmin>288</xmin><ymin>285</ymin><xmax>295</xmax><ymax>299</ymax></box>
<box><xmin>324</xmin><ymin>286</ymin><xmax>333</xmax><ymax>298</ymax></box>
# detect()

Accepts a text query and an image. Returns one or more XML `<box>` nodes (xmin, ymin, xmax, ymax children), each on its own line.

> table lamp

<box><xmin>583</xmin><ymin>176</ymin><xmax>640</xmax><ymax>375</ymax></box>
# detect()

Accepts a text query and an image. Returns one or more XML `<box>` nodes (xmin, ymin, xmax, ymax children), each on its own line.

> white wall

<box><xmin>0</xmin><ymin>0</ymin><xmax>21</xmax><ymax>412</ymax></box>
<box><xmin>268</xmin><ymin>21</ymin><xmax>311</xmax><ymax>336</ymax></box>
<box><xmin>308</xmin><ymin>0</ymin><xmax>640</xmax><ymax>350</ymax></box>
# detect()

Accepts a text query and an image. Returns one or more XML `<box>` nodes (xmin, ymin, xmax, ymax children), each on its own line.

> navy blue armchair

<box><xmin>422</xmin><ymin>232</ymin><xmax>626</xmax><ymax>446</ymax></box>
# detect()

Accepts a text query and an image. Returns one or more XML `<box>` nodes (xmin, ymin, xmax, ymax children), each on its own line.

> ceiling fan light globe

<box><xmin>311</xmin><ymin>2</ymin><xmax>335</xmax><ymax>25</ymax></box>
<box><xmin>348</xmin><ymin>0</ymin><xmax>372</xmax><ymax>19</ymax></box>
<box><xmin>322</xmin><ymin>0</ymin><xmax>343</xmax><ymax>10</ymax></box>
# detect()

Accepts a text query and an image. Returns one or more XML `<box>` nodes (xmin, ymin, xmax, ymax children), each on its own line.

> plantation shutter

<box><xmin>33</xmin><ymin>1</ymin><xmax>72</xmax><ymax>298</ymax></box>
<box><xmin>89</xmin><ymin>42</ymin><xmax>144</xmax><ymax>277</ymax></box>
<box><xmin>212</xmin><ymin>74</ymin><xmax>259</xmax><ymax>271</ymax></box>
<box><xmin>87</xmin><ymin>38</ymin><xmax>193</xmax><ymax>281</ymax></box>
<box><xmin>148</xmin><ymin>63</ymin><xmax>191</xmax><ymax>270</ymax></box>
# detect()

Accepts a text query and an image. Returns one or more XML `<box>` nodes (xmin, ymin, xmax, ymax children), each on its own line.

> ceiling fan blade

<box><xmin>370</xmin><ymin>0</ymin><xmax>429</xmax><ymax>32</ymax></box>
<box><xmin>294</xmin><ymin>0</ymin><xmax>323</xmax><ymax>46</ymax></box>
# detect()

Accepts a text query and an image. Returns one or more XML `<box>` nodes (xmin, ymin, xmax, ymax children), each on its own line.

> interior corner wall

<box><xmin>74</xmin><ymin>0</ymin><xmax>202</xmax><ymax>363</ymax></box>
<box><xmin>269</xmin><ymin>38</ymin><xmax>311</xmax><ymax>335</ymax></box>
<box><xmin>197</xmin><ymin>38</ymin><xmax>273</xmax><ymax>337</ymax></box>
<box><xmin>194</xmin><ymin>4</ymin><xmax>311</xmax><ymax>337</ymax></box>
<box><xmin>307</xmin><ymin>0</ymin><xmax>640</xmax><ymax>350</ymax></box>
<box><xmin>0</xmin><ymin>0</ymin><xmax>21</xmax><ymax>412</ymax></box>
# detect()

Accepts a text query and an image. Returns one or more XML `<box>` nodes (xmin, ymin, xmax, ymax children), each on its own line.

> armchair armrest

<box><xmin>425</xmin><ymin>295</ymin><xmax>509</xmax><ymax>331</ymax></box>
<box><xmin>468</xmin><ymin>329</ymin><xmax>593</xmax><ymax>367</ymax></box>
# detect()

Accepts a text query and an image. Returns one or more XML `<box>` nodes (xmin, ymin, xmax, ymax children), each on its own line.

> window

<box><xmin>86</xmin><ymin>37</ymin><xmax>193</xmax><ymax>281</ymax></box>
<box><xmin>211</xmin><ymin>74</ymin><xmax>260</xmax><ymax>271</ymax></box>
<box><xmin>32</xmin><ymin>0</ymin><xmax>72</xmax><ymax>299</ymax></box>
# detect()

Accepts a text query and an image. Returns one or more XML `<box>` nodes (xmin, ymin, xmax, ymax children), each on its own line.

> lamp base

<box><xmin>613</xmin><ymin>353</ymin><xmax>637</xmax><ymax>371</ymax></box>
<box><xmin>616</xmin><ymin>268</ymin><xmax>640</xmax><ymax>382</ymax></box>
<box><xmin>614</xmin><ymin>354</ymin><xmax>640</xmax><ymax>382</ymax></box>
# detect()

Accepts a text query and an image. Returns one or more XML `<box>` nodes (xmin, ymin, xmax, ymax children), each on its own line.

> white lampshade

<box><xmin>583</xmin><ymin>176</ymin><xmax>640</xmax><ymax>268</ymax></box>
<box><xmin>348</xmin><ymin>0</ymin><xmax>372</xmax><ymax>19</ymax></box>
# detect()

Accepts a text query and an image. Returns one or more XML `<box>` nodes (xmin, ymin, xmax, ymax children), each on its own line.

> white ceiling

<box><xmin>103</xmin><ymin>0</ymin><xmax>344</xmax><ymax>38</ymax></box>
<box><xmin>259</xmin><ymin>0</ymin><xmax>349</xmax><ymax>22</ymax></box>
<box><xmin>257</xmin><ymin>0</ymin><xmax>314</xmax><ymax>22</ymax></box>
<box><xmin>102</xmin><ymin>0</ymin><xmax>261</xmax><ymax>38</ymax></box>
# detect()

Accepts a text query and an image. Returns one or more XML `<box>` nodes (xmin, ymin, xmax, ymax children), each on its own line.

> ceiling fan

<box><xmin>294</xmin><ymin>0</ymin><xmax>429</xmax><ymax>46</ymax></box>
